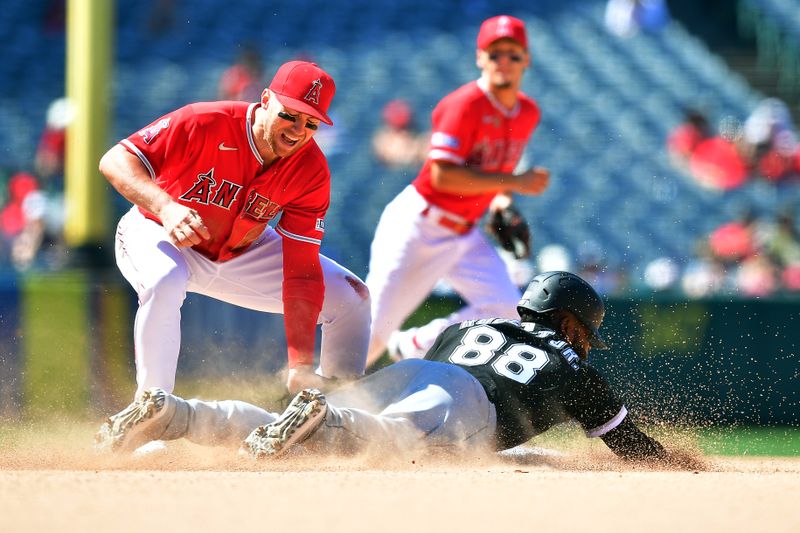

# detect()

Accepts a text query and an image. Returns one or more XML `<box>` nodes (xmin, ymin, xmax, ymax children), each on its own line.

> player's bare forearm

<box><xmin>513</xmin><ymin>167</ymin><xmax>549</xmax><ymax>195</ymax></box>
<box><xmin>99</xmin><ymin>145</ymin><xmax>210</xmax><ymax>246</ymax></box>
<box><xmin>99</xmin><ymin>145</ymin><xmax>174</xmax><ymax>215</ymax></box>
<box><xmin>429</xmin><ymin>161</ymin><xmax>549</xmax><ymax>195</ymax></box>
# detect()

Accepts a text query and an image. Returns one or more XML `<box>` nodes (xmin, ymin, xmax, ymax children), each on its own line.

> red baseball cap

<box><xmin>382</xmin><ymin>99</ymin><xmax>413</xmax><ymax>129</ymax></box>
<box><xmin>477</xmin><ymin>15</ymin><xmax>528</xmax><ymax>50</ymax></box>
<box><xmin>268</xmin><ymin>61</ymin><xmax>335</xmax><ymax>125</ymax></box>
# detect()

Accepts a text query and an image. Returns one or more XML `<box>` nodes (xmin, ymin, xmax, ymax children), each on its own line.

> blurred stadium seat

<box><xmin>2</xmin><ymin>0</ymin><xmax>800</xmax><ymax>288</ymax></box>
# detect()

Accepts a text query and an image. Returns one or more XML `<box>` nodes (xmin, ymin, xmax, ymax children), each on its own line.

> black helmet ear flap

<box><xmin>517</xmin><ymin>271</ymin><xmax>608</xmax><ymax>349</ymax></box>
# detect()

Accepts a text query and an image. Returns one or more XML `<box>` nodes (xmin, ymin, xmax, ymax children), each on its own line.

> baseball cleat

<box><xmin>94</xmin><ymin>387</ymin><xmax>176</xmax><ymax>453</ymax></box>
<box><xmin>241</xmin><ymin>388</ymin><xmax>327</xmax><ymax>459</ymax></box>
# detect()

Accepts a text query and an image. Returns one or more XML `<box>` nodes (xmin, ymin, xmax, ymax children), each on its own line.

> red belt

<box><xmin>421</xmin><ymin>206</ymin><xmax>474</xmax><ymax>235</ymax></box>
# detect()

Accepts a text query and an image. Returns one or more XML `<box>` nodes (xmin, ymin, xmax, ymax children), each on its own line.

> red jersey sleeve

<box><xmin>277</xmin><ymin>166</ymin><xmax>328</xmax><ymax>325</ymax></box>
<box><xmin>119</xmin><ymin>105</ymin><xmax>198</xmax><ymax>182</ymax></box>
<box><xmin>281</xmin><ymin>232</ymin><xmax>325</xmax><ymax>310</ymax></box>
<box><xmin>274</xmin><ymin>188</ymin><xmax>329</xmax><ymax>246</ymax></box>
<box><xmin>282</xmin><ymin>236</ymin><xmax>324</xmax><ymax>367</ymax></box>
<box><xmin>280</xmin><ymin>180</ymin><xmax>326</xmax><ymax>367</ymax></box>
<box><xmin>274</xmin><ymin>148</ymin><xmax>330</xmax><ymax>247</ymax></box>
<box><xmin>427</xmin><ymin>91</ymin><xmax>479</xmax><ymax>166</ymax></box>
<box><xmin>276</xmin><ymin>145</ymin><xmax>330</xmax><ymax>367</ymax></box>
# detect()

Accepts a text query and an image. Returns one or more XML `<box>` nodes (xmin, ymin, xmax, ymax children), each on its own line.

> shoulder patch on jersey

<box><xmin>315</xmin><ymin>218</ymin><xmax>325</xmax><ymax>232</ymax></box>
<box><xmin>430</xmin><ymin>132</ymin><xmax>460</xmax><ymax>150</ymax></box>
<box><xmin>139</xmin><ymin>118</ymin><xmax>171</xmax><ymax>144</ymax></box>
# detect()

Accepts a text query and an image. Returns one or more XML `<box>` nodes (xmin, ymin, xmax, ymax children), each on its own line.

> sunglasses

<box><xmin>487</xmin><ymin>51</ymin><xmax>524</xmax><ymax>63</ymax></box>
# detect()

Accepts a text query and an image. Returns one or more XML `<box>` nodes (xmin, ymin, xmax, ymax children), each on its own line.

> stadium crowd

<box><xmin>2</xmin><ymin>1</ymin><xmax>800</xmax><ymax>305</ymax></box>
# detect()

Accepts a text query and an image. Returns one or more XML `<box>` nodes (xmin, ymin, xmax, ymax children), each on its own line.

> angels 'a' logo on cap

<box><xmin>497</xmin><ymin>16</ymin><xmax>511</xmax><ymax>35</ymax></box>
<box><xmin>305</xmin><ymin>79</ymin><xmax>322</xmax><ymax>105</ymax></box>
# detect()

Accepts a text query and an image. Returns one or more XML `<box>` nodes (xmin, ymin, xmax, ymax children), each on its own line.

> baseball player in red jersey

<box><xmin>98</xmin><ymin>61</ymin><xmax>370</xmax><ymax>405</ymax></box>
<box><xmin>365</xmin><ymin>15</ymin><xmax>550</xmax><ymax>367</ymax></box>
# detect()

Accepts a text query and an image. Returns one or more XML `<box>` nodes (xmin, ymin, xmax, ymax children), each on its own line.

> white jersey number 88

<box><xmin>448</xmin><ymin>325</ymin><xmax>549</xmax><ymax>385</ymax></box>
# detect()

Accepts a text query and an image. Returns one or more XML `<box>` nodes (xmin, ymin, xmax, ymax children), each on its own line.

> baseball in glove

<box><xmin>485</xmin><ymin>205</ymin><xmax>531</xmax><ymax>259</ymax></box>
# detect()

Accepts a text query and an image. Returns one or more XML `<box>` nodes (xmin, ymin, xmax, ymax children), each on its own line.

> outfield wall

<box><xmin>0</xmin><ymin>273</ymin><xmax>797</xmax><ymax>425</ymax></box>
<box><xmin>595</xmin><ymin>297</ymin><xmax>799</xmax><ymax>426</ymax></box>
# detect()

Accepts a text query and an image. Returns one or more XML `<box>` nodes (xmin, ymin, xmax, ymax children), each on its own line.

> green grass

<box><xmin>694</xmin><ymin>426</ymin><xmax>800</xmax><ymax>456</ymax></box>
<box><xmin>521</xmin><ymin>424</ymin><xmax>800</xmax><ymax>457</ymax></box>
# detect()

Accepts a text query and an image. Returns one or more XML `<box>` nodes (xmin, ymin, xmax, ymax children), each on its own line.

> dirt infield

<box><xmin>1</xmin><ymin>441</ymin><xmax>798</xmax><ymax>533</ymax></box>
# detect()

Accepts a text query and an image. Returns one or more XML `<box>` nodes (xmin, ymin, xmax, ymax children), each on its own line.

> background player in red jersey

<box><xmin>365</xmin><ymin>15</ymin><xmax>551</xmax><ymax>367</ymax></box>
<box><xmin>97</xmin><ymin>61</ymin><xmax>371</xmax><ymax>411</ymax></box>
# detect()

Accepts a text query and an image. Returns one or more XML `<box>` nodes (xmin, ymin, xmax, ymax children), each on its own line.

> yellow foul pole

<box><xmin>64</xmin><ymin>0</ymin><xmax>112</xmax><ymax>249</ymax></box>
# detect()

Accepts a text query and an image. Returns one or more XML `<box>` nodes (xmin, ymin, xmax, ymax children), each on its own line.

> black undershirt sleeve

<box><xmin>600</xmin><ymin>418</ymin><xmax>667</xmax><ymax>461</ymax></box>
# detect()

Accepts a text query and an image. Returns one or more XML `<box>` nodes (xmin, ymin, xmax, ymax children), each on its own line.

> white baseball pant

<box><xmin>165</xmin><ymin>359</ymin><xmax>498</xmax><ymax>455</ymax></box>
<box><xmin>115</xmin><ymin>207</ymin><xmax>371</xmax><ymax>396</ymax></box>
<box><xmin>366</xmin><ymin>186</ymin><xmax>521</xmax><ymax>361</ymax></box>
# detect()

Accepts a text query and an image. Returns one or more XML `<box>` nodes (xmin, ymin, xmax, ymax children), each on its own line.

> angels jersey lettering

<box><xmin>178</xmin><ymin>168</ymin><xmax>243</xmax><ymax>209</ymax></box>
<box><xmin>120</xmin><ymin>101</ymin><xmax>330</xmax><ymax>262</ymax></box>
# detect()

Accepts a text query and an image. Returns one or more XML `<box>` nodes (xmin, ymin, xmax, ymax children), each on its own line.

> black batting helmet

<box><xmin>517</xmin><ymin>271</ymin><xmax>608</xmax><ymax>349</ymax></box>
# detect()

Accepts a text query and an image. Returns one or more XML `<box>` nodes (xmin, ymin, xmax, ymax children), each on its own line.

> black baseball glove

<box><xmin>485</xmin><ymin>205</ymin><xmax>531</xmax><ymax>259</ymax></box>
